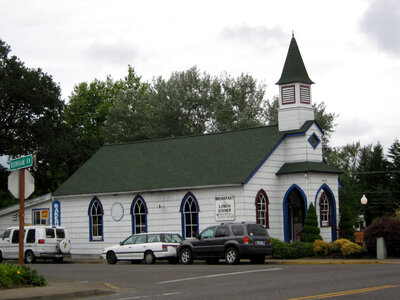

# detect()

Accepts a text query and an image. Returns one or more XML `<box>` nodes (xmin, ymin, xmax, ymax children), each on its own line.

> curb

<box><xmin>266</xmin><ymin>260</ymin><xmax>400</xmax><ymax>265</ymax></box>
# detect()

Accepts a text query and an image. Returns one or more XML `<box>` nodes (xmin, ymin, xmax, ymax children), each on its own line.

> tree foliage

<box><xmin>339</xmin><ymin>205</ymin><xmax>355</xmax><ymax>242</ymax></box>
<box><xmin>0</xmin><ymin>39</ymin><xmax>66</xmax><ymax>199</ymax></box>
<box><xmin>64</xmin><ymin>66</ymin><xmax>147</xmax><ymax>170</ymax></box>
<box><xmin>302</xmin><ymin>203</ymin><xmax>322</xmax><ymax>243</ymax></box>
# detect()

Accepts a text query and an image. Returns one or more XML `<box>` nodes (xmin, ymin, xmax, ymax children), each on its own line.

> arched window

<box><xmin>131</xmin><ymin>195</ymin><xmax>148</xmax><ymax>234</ymax></box>
<box><xmin>319</xmin><ymin>192</ymin><xmax>330</xmax><ymax>227</ymax></box>
<box><xmin>88</xmin><ymin>197</ymin><xmax>103</xmax><ymax>241</ymax></box>
<box><xmin>255</xmin><ymin>190</ymin><xmax>269</xmax><ymax>228</ymax></box>
<box><xmin>180</xmin><ymin>193</ymin><xmax>199</xmax><ymax>238</ymax></box>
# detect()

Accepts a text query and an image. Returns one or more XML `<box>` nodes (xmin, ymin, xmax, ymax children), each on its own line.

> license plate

<box><xmin>255</xmin><ymin>240</ymin><xmax>265</xmax><ymax>246</ymax></box>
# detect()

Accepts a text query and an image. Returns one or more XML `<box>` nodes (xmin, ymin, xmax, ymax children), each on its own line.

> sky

<box><xmin>1</xmin><ymin>0</ymin><xmax>399</xmax><ymax>152</ymax></box>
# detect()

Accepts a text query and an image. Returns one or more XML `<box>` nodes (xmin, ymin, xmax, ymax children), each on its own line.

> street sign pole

<box><xmin>18</xmin><ymin>169</ymin><xmax>25</xmax><ymax>266</ymax></box>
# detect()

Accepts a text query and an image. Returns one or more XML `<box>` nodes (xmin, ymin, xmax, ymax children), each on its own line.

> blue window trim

<box><xmin>88</xmin><ymin>197</ymin><xmax>104</xmax><ymax>242</ymax></box>
<box><xmin>130</xmin><ymin>194</ymin><xmax>148</xmax><ymax>234</ymax></box>
<box><xmin>180</xmin><ymin>192</ymin><xmax>200</xmax><ymax>239</ymax></box>
<box><xmin>282</xmin><ymin>184</ymin><xmax>307</xmax><ymax>243</ymax></box>
<box><xmin>314</xmin><ymin>184</ymin><xmax>337</xmax><ymax>241</ymax></box>
<box><xmin>308</xmin><ymin>132</ymin><xmax>321</xmax><ymax>149</ymax></box>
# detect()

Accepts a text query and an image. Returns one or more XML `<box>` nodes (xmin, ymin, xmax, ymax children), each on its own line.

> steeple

<box><xmin>276</xmin><ymin>35</ymin><xmax>314</xmax><ymax>85</ymax></box>
<box><xmin>277</xmin><ymin>35</ymin><xmax>315</xmax><ymax>132</ymax></box>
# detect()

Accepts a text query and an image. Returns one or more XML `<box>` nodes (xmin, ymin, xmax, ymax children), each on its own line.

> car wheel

<box><xmin>0</xmin><ymin>251</ymin><xmax>3</xmax><ymax>263</ymax></box>
<box><xmin>25</xmin><ymin>250</ymin><xmax>36</xmax><ymax>264</ymax></box>
<box><xmin>106</xmin><ymin>251</ymin><xmax>117</xmax><ymax>264</ymax></box>
<box><xmin>205</xmin><ymin>258</ymin><xmax>219</xmax><ymax>264</ymax></box>
<box><xmin>250</xmin><ymin>255</ymin><xmax>265</xmax><ymax>264</ymax></box>
<box><xmin>144</xmin><ymin>251</ymin><xmax>156</xmax><ymax>264</ymax></box>
<box><xmin>180</xmin><ymin>248</ymin><xmax>193</xmax><ymax>265</ymax></box>
<box><xmin>225</xmin><ymin>247</ymin><xmax>239</xmax><ymax>265</ymax></box>
<box><xmin>168</xmin><ymin>257</ymin><xmax>179</xmax><ymax>264</ymax></box>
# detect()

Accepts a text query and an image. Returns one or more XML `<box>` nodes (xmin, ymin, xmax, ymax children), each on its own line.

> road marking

<box><xmin>288</xmin><ymin>284</ymin><xmax>400</xmax><ymax>299</ymax></box>
<box><xmin>157</xmin><ymin>267</ymin><xmax>282</xmax><ymax>284</ymax></box>
<box><xmin>102</xmin><ymin>282</ymin><xmax>120</xmax><ymax>289</ymax></box>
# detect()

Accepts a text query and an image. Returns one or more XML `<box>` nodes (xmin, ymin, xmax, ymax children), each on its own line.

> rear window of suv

<box><xmin>45</xmin><ymin>228</ymin><xmax>55</xmax><ymax>238</ymax></box>
<box><xmin>56</xmin><ymin>229</ymin><xmax>65</xmax><ymax>239</ymax></box>
<box><xmin>232</xmin><ymin>225</ymin><xmax>244</xmax><ymax>236</ymax></box>
<box><xmin>246</xmin><ymin>224</ymin><xmax>267</xmax><ymax>236</ymax></box>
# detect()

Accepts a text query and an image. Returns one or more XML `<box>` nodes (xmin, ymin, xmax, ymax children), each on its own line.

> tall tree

<box><xmin>387</xmin><ymin>139</ymin><xmax>400</xmax><ymax>214</ymax></box>
<box><xmin>357</xmin><ymin>143</ymin><xmax>391</xmax><ymax>224</ymax></box>
<box><xmin>210</xmin><ymin>72</ymin><xmax>266</xmax><ymax>132</ymax></box>
<box><xmin>0</xmin><ymin>39</ymin><xmax>66</xmax><ymax>198</ymax></box>
<box><xmin>0</xmin><ymin>39</ymin><xmax>64</xmax><ymax>156</ymax></box>
<box><xmin>64</xmin><ymin>66</ymin><xmax>147</xmax><ymax>170</ymax></box>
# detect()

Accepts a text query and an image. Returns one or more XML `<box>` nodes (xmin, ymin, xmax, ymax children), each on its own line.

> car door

<box><xmin>192</xmin><ymin>226</ymin><xmax>216</xmax><ymax>257</ymax></box>
<box><xmin>6</xmin><ymin>229</ymin><xmax>20</xmax><ymax>259</ymax></box>
<box><xmin>209</xmin><ymin>225</ymin><xmax>230</xmax><ymax>256</ymax></box>
<box><xmin>129</xmin><ymin>234</ymin><xmax>148</xmax><ymax>260</ymax></box>
<box><xmin>146</xmin><ymin>234</ymin><xmax>162</xmax><ymax>257</ymax></box>
<box><xmin>0</xmin><ymin>229</ymin><xmax>13</xmax><ymax>259</ymax></box>
<box><xmin>116</xmin><ymin>235</ymin><xmax>136</xmax><ymax>260</ymax></box>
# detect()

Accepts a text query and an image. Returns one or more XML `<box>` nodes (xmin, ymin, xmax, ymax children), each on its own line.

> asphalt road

<box><xmin>31</xmin><ymin>261</ymin><xmax>400</xmax><ymax>299</ymax></box>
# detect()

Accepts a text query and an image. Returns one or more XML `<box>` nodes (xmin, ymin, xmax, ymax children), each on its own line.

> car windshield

<box><xmin>164</xmin><ymin>234</ymin><xmax>183</xmax><ymax>243</ymax></box>
<box><xmin>122</xmin><ymin>235</ymin><xmax>135</xmax><ymax>245</ymax></box>
<box><xmin>246</xmin><ymin>224</ymin><xmax>268</xmax><ymax>236</ymax></box>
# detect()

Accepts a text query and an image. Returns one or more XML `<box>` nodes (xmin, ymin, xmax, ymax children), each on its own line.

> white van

<box><xmin>0</xmin><ymin>225</ymin><xmax>71</xmax><ymax>263</ymax></box>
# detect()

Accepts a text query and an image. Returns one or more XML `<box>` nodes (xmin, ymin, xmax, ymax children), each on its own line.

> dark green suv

<box><xmin>178</xmin><ymin>222</ymin><xmax>272</xmax><ymax>265</ymax></box>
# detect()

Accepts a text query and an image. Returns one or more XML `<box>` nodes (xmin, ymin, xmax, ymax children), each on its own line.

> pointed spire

<box><xmin>276</xmin><ymin>36</ymin><xmax>314</xmax><ymax>85</ymax></box>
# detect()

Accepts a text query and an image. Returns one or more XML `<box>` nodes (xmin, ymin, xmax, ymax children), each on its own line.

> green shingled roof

<box><xmin>276</xmin><ymin>36</ymin><xmax>314</xmax><ymax>85</ymax></box>
<box><xmin>54</xmin><ymin>122</ymin><xmax>318</xmax><ymax>197</ymax></box>
<box><xmin>276</xmin><ymin>161</ymin><xmax>341</xmax><ymax>176</ymax></box>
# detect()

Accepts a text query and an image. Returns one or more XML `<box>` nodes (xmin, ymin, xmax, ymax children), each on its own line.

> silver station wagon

<box><xmin>101</xmin><ymin>232</ymin><xmax>183</xmax><ymax>264</ymax></box>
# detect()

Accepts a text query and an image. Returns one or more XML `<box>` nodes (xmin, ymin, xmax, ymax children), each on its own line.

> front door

<box><xmin>285</xmin><ymin>187</ymin><xmax>305</xmax><ymax>242</ymax></box>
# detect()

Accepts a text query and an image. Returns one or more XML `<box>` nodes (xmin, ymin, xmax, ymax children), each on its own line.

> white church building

<box><xmin>1</xmin><ymin>36</ymin><xmax>341</xmax><ymax>255</ymax></box>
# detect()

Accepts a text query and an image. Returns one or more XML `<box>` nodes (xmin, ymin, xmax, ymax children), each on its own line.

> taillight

<box><xmin>243</xmin><ymin>236</ymin><xmax>249</xmax><ymax>244</ymax></box>
<box><xmin>162</xmin><ymin>245</ymin><xmax>168</xmax><ymax>251</ymax></box>
<box><xmin>39</xmin><ymin>239</ymin><xmax>45</xmax><ymax>244</ymax></box>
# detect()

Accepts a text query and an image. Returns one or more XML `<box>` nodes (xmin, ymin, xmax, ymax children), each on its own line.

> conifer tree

<box><xmin>302</xmin><ymin>203</ymin><xmax>322</xmax><ymax>242</ymax></box>
<box><xmin>339</xmin><ymin>205</ymin><xmax>355</xmax><ymax>242</ymax></box>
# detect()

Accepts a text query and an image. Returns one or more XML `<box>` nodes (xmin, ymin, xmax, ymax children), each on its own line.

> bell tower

<box><xmin>277</xmin><ymin>35</ymin><xmax>314</xmax><ymax>131</ymax></box>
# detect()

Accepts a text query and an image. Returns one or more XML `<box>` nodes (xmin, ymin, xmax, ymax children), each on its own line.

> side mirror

<box><xmin>119</xmin><ymin>241</ymin><xmax>123</xmax><ymax>245</ymax></box>
<box><xmin>196</xmin><ymin>234</ymin><xmax>201</xmax><ymax>240</ymax></box>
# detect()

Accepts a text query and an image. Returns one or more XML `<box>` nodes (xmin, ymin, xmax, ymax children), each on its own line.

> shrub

<box><xmin>364</xmin><ymin>216</ymin><xmax>400</xmax><ymax>257</ymax></box>
<box><xmin>339</xmin><ymin>205</ymin><xmax>355</xmax><ymax>242</ymax></box>
<box><xmin>333</xmin><ymin>239</ymin><xmax>363</xmax><ymax>257</ymax></box>
<box><xmin>271</xmin><ymin>238</ymin><xmax>314</xmax><ymax>259</ymax></box>
<box><xmin>303</xmin><ymin>203</ymin><xmax>322</xmax><ymax>243</ymax></box>
<box><xmin>0</xmin><ymin>263</ymin><xmax>46</xmax><ymax>289</ymax></box>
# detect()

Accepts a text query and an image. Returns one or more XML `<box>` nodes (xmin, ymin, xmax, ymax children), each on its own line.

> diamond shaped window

<box><xmin>308</xmin><ymin>133</ymin><xmax>320</xmax><ymax>149</ymax></box>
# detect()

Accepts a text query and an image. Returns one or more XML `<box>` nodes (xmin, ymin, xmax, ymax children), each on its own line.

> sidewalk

<box><xmin>1</xmin><ymin>258</ymin><xmax>399</xmax><ymax>300</ymax></box>
<box><xmin>0</xmin><ymin>281</ymin><xmax>115</xmax><ymax>300</ymax></box>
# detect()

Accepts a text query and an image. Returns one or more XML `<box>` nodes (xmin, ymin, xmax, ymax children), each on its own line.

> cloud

<box><xmin>219</xmin><ymin>24</ymin><xmax>286</xmax><ymax>51</ymax></box>
<box><xmin>360</xmin><ymin>0</ymin><xmax>400</xmax><ymax>57</ymax></box>
<box><xmin>84</xmin><ymin>40</ymin><xmax>140</xmax><ymax>65</ymax></box>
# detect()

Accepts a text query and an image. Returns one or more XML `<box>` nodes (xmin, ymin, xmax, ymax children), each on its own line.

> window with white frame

<box><xmin>32</xmin><ymin>209</ymin><xmax>50</xmax><ymax>225</ymax></box>
<box><xmin>256</xmin><ymin>190</ymin><xmax>269</xmax><ymax>228</ymax></box>
<box><xmin>89</xmin><ymin>198</ymin><xmax>103</xmax><ymax>241</ymax></box>
<box><xmin>319</xmin><ymin>192</ymin><xmax>330</xmax><ymax>227</ymax></box>
<box><xmin>181</xmin><ymin>194</ymin><xmax>199</xmax><ymax>238</ymax></box>
<box><xmin>132</xmin><ymin>196</ymin><xmax>147</xmax><ymax>234</ymax></box>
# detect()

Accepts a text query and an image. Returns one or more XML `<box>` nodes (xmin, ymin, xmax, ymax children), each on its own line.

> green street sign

<box><xmin>10</xmin><ymin>154</ymin><xmax>33</xmax><ymax>171</ymax></box>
